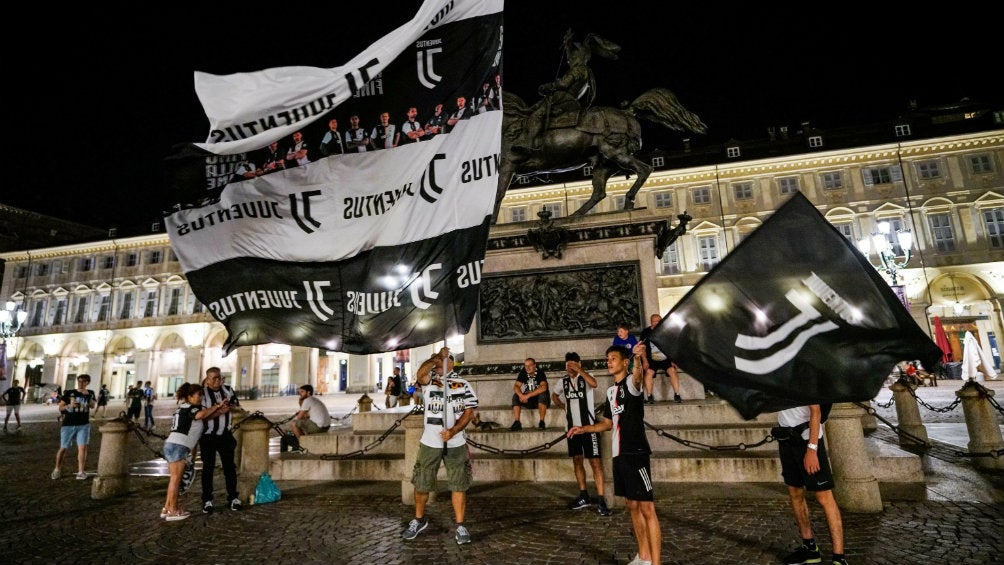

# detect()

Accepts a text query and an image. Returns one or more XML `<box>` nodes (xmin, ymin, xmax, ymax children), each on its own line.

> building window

<box><xmin>168</xmin><ymin>250</ymin><xmax>178</xmax><ymax>262</ymax></box>
<box><xmin>510</xmin><ymin>207</ymin><xmax>527</xmax><ymax>223</ymax></box>
<box><xmin>653</xmin><ymin>191</ymin><xmax>673</xmax><ymax>208</ymax></box>
<box><xmin>102</xmin><ymin>256</ymin><xmax>115</xmax><ymax>269</ymax></box>
<box><xmin>15</xmin><ymin>266</ymin><xmax>27</xmax><ymax>278</ymax></box>
<box><xmin>36</xmin><ymin>263</ymin><xmax>50</xmax><ymax>277</ymax></box>
<box><xmin>142</xmin><ymin>291</ymin><xmax>158</xmax><ymax>318</ymax></box>
<box><xmin>917</xmin><ymin>161</ymin><xmax>941</xmax><ymax>180</ymax></box>
<box><xmin>894</xmin><ymin>124</ymin><xmax>911</xmax><ymax>137</ymax></box>
<box><xmin>73</xmin><ymin>296</ymin><xmax>89</xmax><ymax>324</ymax></box>
<box><xmin>660</xmin><ymin>242</ymin><xmax>680</xmax><ymax>275</ymax></box>
<box><xmin>96</xmin><ymin>295</ymin><xmax>110</xmax><ymax>322</ymax></box>
<box><xmin>697</xmin><ymin>235</ymin><xmax>719</xmax><ymax>270</ymax></box>
<box><xmin>119</xmin><ymin>292</ymin><xmax>134</xmax><ymax>320</ymax></box>
<box><xmin>821</xmin><ymin>172</ymin><xmax>843</xmax><ymax>190</ymax></box>
<box><xmin>733</xmin><ymin>181</ymin><xmax>754</xmax><ymax>201</ymax></box>
<box><xmin>982</xmin><ymin>208</ymin><xmax>1004</xmax><ymax>248</ymax></box>
<box><xmin>582</xmin><ymin>166</ymin><xmax>593</xmax><ymax>177</ymax></box>
<box><xmin>542</xmin><ymin>202</ymin><xmax>563</xmax><ymax>218</ymax></box>
<box><xmin>149</xmin><ymin>250</ymin><xmax>163</xmax><ymax>264</ymax></box>
<box><xmin>651</xmin><ymin>156</ymin><xmax>664</xmax><ymax>167</ymax></box>
<box><xmin>928</xmin><ymin>213</ymin><xmax>956</xmax><ymax>252</ymax></box>
<box><xmin>192</xmin><ymin>301</ymin><xmax>204</xmax><ymax>314</ymax></box>
<box><xmin>30</xmin><ymin>301</ymin><xmax>45</xmax><ymax>326</ymax></box>
<box><xmin>969</xmin><ymin>154</ymin><xmax>993</xmax><ymax>174</ymax></box>
<box><xmin>833</xmin><ymin>223</ymin><xmax>853</xmax><ymax>240</ymax></box>
<box><xmin>727</xmin><ymin>146</ymin><xmax>741</xmax><ymax>158</ymax></box>
<box><xmin>52</xmin><ymin>299</ymin><xmax>67</xmax><ymax>326</ymax></box>
<box><xmin>778</xmin><ymin>177</ymin><xmax>799</xmax><ymax>195</ymax></box>
<box><xmin>167</xmin><ymin>288</ymin><xmax>182</xmax><ymax>316</ymax></box>
<box><xmin>125</xmin><ymin>253</ymin><xmax>138</xmax><ymax>267</ymax></box>
<box><xmin>79</xmin><ymin>257</ymin><xmax>94</xmax><ymax>272</ymax></box>
<box><xmin>808</xmin><ymin>135</ymin><xmax>823</xmax><ymax>148</ymax></box>
<box><xmin>614</xmin><ymin>195</ymin><xmax>626</xmax><ymax>210</ymax></box>
<box><xmin>692</xmin><ymin>186</ymin><xmax>712</xmax><ymax>204</ymax></box>
<box><xmin>865</xmin><ymin>166</ymin><xmax>893</xmax><ymax>185</ymax></box>
<box><xmin>515</xmin><ymin>175</ymin><xmax>531</xmax><ymax>185</ymax></box>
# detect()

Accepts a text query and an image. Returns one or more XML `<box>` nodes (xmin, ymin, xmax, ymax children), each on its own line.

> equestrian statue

<box><xmin>495</xmin><ymin>30</ymin><xmax>708</xmax><ymax>222</ymax></box>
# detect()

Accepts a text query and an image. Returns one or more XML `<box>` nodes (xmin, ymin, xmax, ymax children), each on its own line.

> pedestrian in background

<box><xmin>52</xmin><ymin>374</ymin><xmax>96</xmax><ymax>480</ymax></box>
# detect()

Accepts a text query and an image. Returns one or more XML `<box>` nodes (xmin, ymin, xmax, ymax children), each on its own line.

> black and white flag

<box><xmin>165</xmin><ymin>0</ymin><xmax>504</xmax><ymax>354</ymax></box>
<box><xmin>650</xmin><ymin>192</ymin><xmax>942</xmax><ymax>419</ymax></box>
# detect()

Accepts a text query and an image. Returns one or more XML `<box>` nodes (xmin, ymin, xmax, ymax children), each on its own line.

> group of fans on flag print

<box><xmin>230</xmin><ymin>72</ymin><xmax>503</xmax><ymax>184</ymax></box>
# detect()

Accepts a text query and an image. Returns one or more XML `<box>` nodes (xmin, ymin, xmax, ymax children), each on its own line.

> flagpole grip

<box><xmin>824</xmin><ymin>402</ymin><xmax>883</xmax><ymax>513</ymax></box>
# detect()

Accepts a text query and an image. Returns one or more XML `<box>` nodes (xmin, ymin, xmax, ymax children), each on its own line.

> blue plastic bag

<box><xmin>254</xmin><ymin>472</ymin><xmax>281</xmax><ymax>504</ymax></box>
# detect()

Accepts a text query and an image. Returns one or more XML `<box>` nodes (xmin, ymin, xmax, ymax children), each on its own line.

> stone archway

<box><xmin>926</xmin><ymin>272</ymin><xmax>1001</xmax><ymax>373</ymax></box>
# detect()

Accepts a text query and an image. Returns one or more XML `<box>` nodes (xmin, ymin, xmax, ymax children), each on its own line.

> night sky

<box><xmin>4</xmin><ymin>2</ymin><xmax>997</xmax><ymax>229</ymax></box>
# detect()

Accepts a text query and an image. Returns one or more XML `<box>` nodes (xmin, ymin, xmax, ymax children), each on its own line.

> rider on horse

<box><xmin>515</xmin><ymin>30</ymin><xmax>621</xmax><ymax>153</ymax></box>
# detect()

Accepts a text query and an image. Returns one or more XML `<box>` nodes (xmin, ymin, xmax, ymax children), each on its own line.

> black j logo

<box><xmin>290</xmin><ymin>190</ymin><xmax>323</xmax><ymax>234</ymax></box>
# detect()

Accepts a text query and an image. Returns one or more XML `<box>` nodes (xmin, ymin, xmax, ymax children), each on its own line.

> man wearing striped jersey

<box><xmin>568</xmin><ymin>344</ymin><xmax>661</xmax><ymax>565</ymax></box>
<box><xmin>199</xmin><ymin>367</ymin><xmax>242</xmax><ymax>514</ymax></box>
<box><xmin>551</xmin><ymin>351</ymin><xmax>610</xmax><ymax>516</ymax></box>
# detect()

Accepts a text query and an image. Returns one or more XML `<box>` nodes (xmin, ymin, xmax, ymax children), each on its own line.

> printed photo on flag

<box><xmin>649</xmin><ymin>192</ymin><xmax>943</xmax><ymax>419</ymax></box>
<box><xmin>164</xmin><ymin>0</ymin><xmax>504</xmax><ymax>355</ymax></box>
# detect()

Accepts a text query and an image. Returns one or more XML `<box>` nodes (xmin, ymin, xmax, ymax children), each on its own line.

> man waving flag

<box><xmin>164</xmin><ymin>0</ymin><xmax>504</xmax><ymax>354</ymax></box>
<box><xmin>649</xmin><ymin>192</ymin><xmax>942</xmax><ymax>419</ymax></box>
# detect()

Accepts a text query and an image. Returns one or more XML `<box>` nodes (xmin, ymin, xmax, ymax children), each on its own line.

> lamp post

<box><xmin>857</xmin><ymin>221</ymin><xmax>914</xmax><ymax>286</ymax></box>
<box><xmin>1</xmin><ymin>301</ymin><xmax>28</xmax><ymax>392</ymax></box>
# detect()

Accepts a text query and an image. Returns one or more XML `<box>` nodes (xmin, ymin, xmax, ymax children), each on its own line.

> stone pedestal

<box><xmin>92</xmin><ymin>419</ymin><xmax>131</xmax><ymax>499</ymax></box>
<box><xmin>889</xmin><ymin>380</ymin><xmax>928</xmax><ymax>445</ymax></box>
<box><xmin>236</xmin><ymin>415</ymin><xmax>271</xmax><ymax>504</ymax></box>
<box><xmin>399</xmin><ymin>395</ymin><xmax>412</xmax><ymax>406</ymax></box>
<box><xmin>957</xmin><ymin>381</ymin><xmax>1004</xmax><ymax>470</ymax></box>
<box><xmin>826</xmin><ymin>402</ymin><xmax>883</xmax><ymax>513</ymax></box>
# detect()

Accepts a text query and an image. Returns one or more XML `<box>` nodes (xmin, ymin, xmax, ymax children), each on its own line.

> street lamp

<box><xmin>857</xmin><ymin>221</ymin><xmax>914</xmax><ymax>285</ymax></box>
<box><xmin>0</xmin><ymin>301</ymin><xmax>27</xmax><ymax>343</ymax></box>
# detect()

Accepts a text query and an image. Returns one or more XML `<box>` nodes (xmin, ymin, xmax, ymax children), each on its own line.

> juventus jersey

<box><xmin>167</xmin><ymin>402</ymin><xmax>204</xmax><ymax>449</ymax></box>
<box><xmin>201</xmin><ymin>385</ymin><xmax>238</xmax><ymax>436</ymax></box>
<box><xmin>559</xmin><ymin>375</ymin><xmax>596</xmax><ymax>429</ymax></box>
<box><xmin>419</xmin><ymin>372</ymin><xmax>478</xmax><ymax>449</ymax></box>
<box><xmin>602</xmin><ymin>377</ymin><xmax>650</xmax><ymax>457</ymax></box>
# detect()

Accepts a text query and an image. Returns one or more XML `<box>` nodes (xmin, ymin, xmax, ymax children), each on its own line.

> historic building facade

<box><xmin>2</xmin><ymin>128</ymin><xmax>1002</xmax><ymax>399</ymax></box>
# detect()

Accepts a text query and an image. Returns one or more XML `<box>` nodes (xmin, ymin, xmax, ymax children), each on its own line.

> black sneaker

<box><xmin>597</xmin><ymin>499</ymin><xmax>612</xmax><ymax>516</ymax></box>
<box><xmin>832</xmin><ymin>559</ymin><xmax>848</xmax><ymax>565</ymax></box>
<box><xmin>203</xmin><ymin>500</ymin><xmax>214</xmax><ymax>514</ymax></box>
<box><xmin>646</xmin><ymin>396</ymin><xmax>655</xmax><ymax>404</ymax></box>
<box><xmin>538</xmin><ymin>420</ymin><xmax>546</xmax><ymax>430</ymax></box>
<box><xmin>674</xmin><ymin>393</ymin><xmax>682</xmax><ymax>403</ymax></box>
<box><xmin>402</xmin><ymin>517</ymin><xmax>429</xmax><ymax>540</ymax></box>
<box><xmin>567</xmin><ymin>494</ymin><xmax>590</xmax><ymax>510</ymax></box>
<box><xmin>783</xmin><ymin>543</ymin><xmax>821</xmax><ymax>564</ymax></box>
<box><xmin>509</xmin><ymin>421</ymin><xmax>522</xmax><ymax>431</ymax></box>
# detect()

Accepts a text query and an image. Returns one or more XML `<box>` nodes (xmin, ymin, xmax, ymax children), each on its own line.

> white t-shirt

<box><xmin>300</xmin><ymin>395</ymin><xmax>331</xmax><ymax>428</ymax></box>
<box><xmin>419</xmin><ymin>372</ymin><xmax>478</xmax><ymax>449</ymax></box>
<box><xmin>777</xmin><ymin>406</ymin><xmax>824</xmax><ymax>441</ymax></box>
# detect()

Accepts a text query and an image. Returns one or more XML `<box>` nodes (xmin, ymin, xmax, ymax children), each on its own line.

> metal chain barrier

<box><xmin>319</xmin><ymin>405</ymin><xmax>423</xmax><ymax>460</ymax></box>
<box><xmin>467</xmin><ymin>432</ymin><xmax>568</xmax><ymax>455</ymax></box>
<box><xmin>902</xmin><ymin>382</ymin><xmax>962</xmax><ymax>413</ymax></box>
<box><xmin>644</xmin><ymin>420</ymin><xmax>775</xmax><ymax>451</ymax></box>
<box><xmin>856</xmin><ymin>400</ymin><xmax>1003</xmax><ymax>459</ymax></box>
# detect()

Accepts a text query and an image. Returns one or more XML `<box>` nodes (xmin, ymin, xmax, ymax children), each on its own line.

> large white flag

<box><xmin>165</xmin><ymin>0</ymin><xmax>504</xmax><ymax>355</ymax></box>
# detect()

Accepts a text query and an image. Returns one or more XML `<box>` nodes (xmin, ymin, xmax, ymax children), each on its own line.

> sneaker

<box><xmin>75</xmin><ymin>472</ymin><xmax>88</xmax><ymax>480</ymax></box>
<box><xmin>50</xmin><ymin>468</ymin><xmax>61</xmax><ymax>480</ymax></box>
<box><xmin>674</xmin><ymin>393</ymin><xmax>682</xmax><ymax>403</ymax></box>
<box><xmin>783</xmin><ymin>543</ymin><xmax>821</xmax><ymax>564</ymax></box>
<box><xmin>832</xmin><ymin>560</ymin><xmax>848</xmax><ymax>565</ymax></box>
<box><xmin>203</xmin><ymin>500</ymin><xmax>214</xmax><ymax>514</ymax></box>
<box><xmin>230</xmin><ymin>499</ymin><xmax>242</xmax><ymax>511</ymax></box>
<box><xmin>509</xmin><ymin>421</ymin><xmax>522</xmax><ymax>431</ymax></box>
<box><xmin>646</xmin><ymin>395</ymin><xmax>655</xmax><ymax>404</ymax></box>
<box><xmin>455</xmin><ymin>524</ymin><xmax>471</xmax><ymax>545</ymax></box>
<box><xmin>164</xmin><ymin>509</ymin><xmax>191</xmax><ymax>521</ymax></box>
<box><xmin>160</xmin><ymin>508</ymin><xmax>168</xmax><ymax>519</ymax></box>
<box><xmin>597</xmin><ymin>499</ymin><xmax>612</xmax><ymax>516</ymax></box>
<box><xmin>402</xmin><ymin>517</ymin><xmax>429</xmax><ymax>540</ymax></box>
<box><xmin>627</xmin><ymin>555</ymin><xmax>652</xmax><ymax>565</ymax></box>
<box><xmin>538</xmin><ymin>420</ymin><xmax>546</xmax><ymax>430</ymax></box>
<box><xmin>567</xmin><ymin>494</ymin><xmax>590</xmax><ymax>510</ymax></box>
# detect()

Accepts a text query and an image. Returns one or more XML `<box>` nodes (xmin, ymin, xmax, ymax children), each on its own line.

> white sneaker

<box><xmin>51</xmin><ymin>468</ymin><xmax>61</xmax><ymax>480</ymax></box>
<box><xmin>627</xmin><ymin>555</ymin><xmax>652</xmax><ymax>565</ymax></box>
<box><xmin>75</xmin><ymin>472</ymin><xmax>88</xmax><ymax>480</ymax></box>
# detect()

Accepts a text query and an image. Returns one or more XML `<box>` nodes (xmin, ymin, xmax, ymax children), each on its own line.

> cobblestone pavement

<box><xmin>1</xmin><ymin>381</ymin><xmax>1002</xmax><ymax>565</ymax></box>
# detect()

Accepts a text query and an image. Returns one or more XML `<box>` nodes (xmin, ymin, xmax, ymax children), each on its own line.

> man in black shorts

<box><xmin>510</xmin><ymin>357</ymin><xmax>549</xmax><ymax>430</ymax></box>
<box><xmin>640</xmin><ymin>313</ymin><xmax>682</xmax><ymax>404</ymax></box>
<box><xmin>776</xmin><ymin>404</ymin><xmax>847</xmax><ymax>565</ymax></box>
<box><xmin>551</xmin><ymin>352</ymin><xmax>610</xmax><ymax>515</ymax></box>
<box><xmin>568</xmin><ymin>344</ymin><xmax>662</xmax><ymax>565</ymax></box>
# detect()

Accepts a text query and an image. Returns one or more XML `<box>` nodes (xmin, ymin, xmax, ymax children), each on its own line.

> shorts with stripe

<box><xmin>613</xmin><ymin>453</ymin><xmax>654</xmax><ymax>501</ymax></box>
<box><xmin>567</xmin><ymin>432</ymin><xmax>601</xmax><ymax>459</ymax></box>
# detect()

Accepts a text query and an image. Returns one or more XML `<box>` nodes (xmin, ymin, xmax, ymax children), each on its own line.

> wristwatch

<box><xmin>807</xmin><ymin>443</ymin><xmax>818</xmax><ymax>451</ymax></box>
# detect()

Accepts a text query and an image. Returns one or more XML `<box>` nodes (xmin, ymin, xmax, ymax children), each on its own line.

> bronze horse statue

<box><xmin>496</xmin><ymin>88</ymin><xmax>708</xmax><ymax>222</ymax></box>
<box><xmin>494</xmin><ymin>32</ymin><xmax>708</xmax><ymax>222</ymax></box>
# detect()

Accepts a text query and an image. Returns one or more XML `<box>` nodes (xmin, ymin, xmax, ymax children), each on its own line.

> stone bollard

<box><xmin>826</xmin><ymin>402</ymin><xmax>883</xmax><ymax>513</ymax></box>
<box><xmin>92</xmin><ymin>419</ymin><xmax>131</xmax><ymax>499</ymax></box>
<box><xmin>232</xmin><ymin>408</ymin><xmax>249</xmax><ymax>470</ymax></box>
<box><xmin>402</xmin><ymin>412</ymin><xmax>431</xmax><ymax>505</ymax></box>
<box><xmin>236</xmin><ymin>415</ymin><xmax>271</xmax><ymax>505</ymax></box>
<box><xmin>399</xmin><ymin>395</ymin><xmax>412</xmax><ymax>406</ymax></box>
<box><xmin>956</xmin><ymin>381</ymin><xmax>1004</xmax><ymax>470</ymax></box>
<box><xmin>358</xmin><ymin>394</ymin><xmax>373</xmax><ymax>413</ymax></box>
<box><xmin>860</xmin><ymin>400</ymin><xmax>877</xmax><ymax>433</ymax></box>
<box><xmin>889</xmin><ymin>379</ymin><xmax>929</xmax><ymax>445</ymax></box>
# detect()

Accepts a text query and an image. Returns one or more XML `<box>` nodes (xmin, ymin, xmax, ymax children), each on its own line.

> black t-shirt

<box><xmin>60</xmin><ymin>389</ymin><xmax>96</xmax><ymax>426</ymax></box>
<box><xmin>388</xmin><ymin>374</ymin><xmax>402</xmax><ymax>396</ymax></box>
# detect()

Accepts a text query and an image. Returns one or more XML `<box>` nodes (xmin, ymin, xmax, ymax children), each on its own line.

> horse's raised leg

<box><xmin>571</xmin><ymin>163</ymin><xmax>615</xmax><ymax>216</ymax></box>
<box><xmin>620</xmin><ymin>156</ymin><xmax>652</xmax><ymax>210</ymax></box>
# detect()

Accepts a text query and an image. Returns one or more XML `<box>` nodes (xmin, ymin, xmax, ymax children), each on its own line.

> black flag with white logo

<box><xmin>650</xmin><ymin>192</ymin><xmax>942</xmax><ymax>419</ymax></box>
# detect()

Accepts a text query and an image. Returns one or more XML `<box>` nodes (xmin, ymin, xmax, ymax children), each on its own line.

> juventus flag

<box><xmin>650</xmin><ymin>192</ymin><xmax>942</xmax><ymax>419</ymax></box>
<box><xmin>165</xmin><ymin>0</ymin><xmax>504</xmax><ymax>354</ymax></box>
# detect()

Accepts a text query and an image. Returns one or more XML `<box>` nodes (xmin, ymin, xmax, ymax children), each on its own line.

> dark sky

<box><xmin>4</xmin><ymin>2</ymin><xmax>997</xmax><ymax>229</ymax></box>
